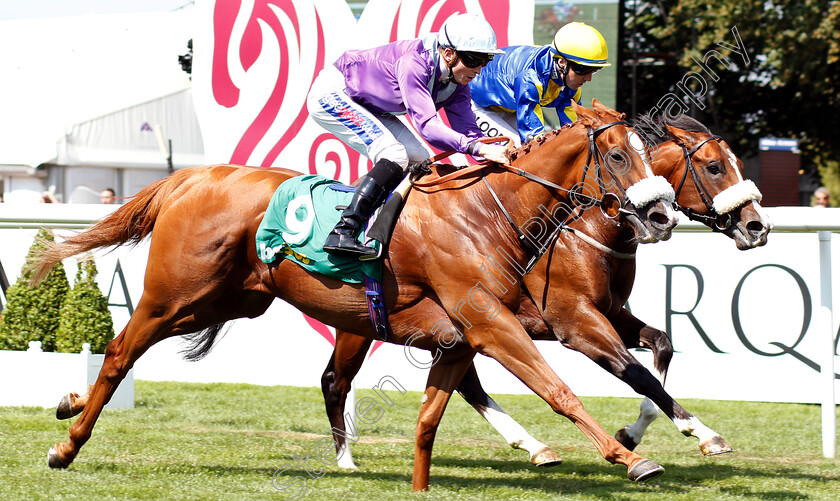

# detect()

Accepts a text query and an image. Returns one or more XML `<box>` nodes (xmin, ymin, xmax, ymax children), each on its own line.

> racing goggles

<box><xmin>458</xmin><ymin>51</ymin><xmax>493</xmax><ymax>68</ymax></box>
<box><xmin>568</xmin><ymin>60</ymin><xmax>601</xmax><ymax>75</ymax></box>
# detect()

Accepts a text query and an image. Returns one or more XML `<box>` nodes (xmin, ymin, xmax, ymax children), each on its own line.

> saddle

<box><xmin>255</xmin><ymin>175</ymin><xmax>383</xmax><ymax>284</ymax></box>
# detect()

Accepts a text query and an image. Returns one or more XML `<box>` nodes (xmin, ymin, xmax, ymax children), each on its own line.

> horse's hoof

<box><xmin>615</xmin><ymin>427</ymin><xmax>640</xmax><ymax>451</ymax></box>
<box><xmin>56</xmin><ymin>394</ymin><xmax>75</xmax><ymax>420</ymax></box>
<box><xmin>627</xmin><ymin>459</ymin><xmax>664</xmax><ymax>482</ymax></box>
<box><xmin>531</xmin><ymin>446</ymin><xmax>563</xmax><ymax>467</ymax></box>
<box><xmin>47</xmin><ymin>447</ymin><xmax>69</xmax><ymax>469</ymax></box>
<box><xmin>700</xmin><ymin>435</ymin><xmax>733</xmax><ymax>456</ymax></box>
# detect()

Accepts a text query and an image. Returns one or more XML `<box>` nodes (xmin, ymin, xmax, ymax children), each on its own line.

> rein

<box><xmin>672</xmin><ymin>134</ymin><xmax>733</xmax><ymax>231</ymax></box>
<box><xmin>409</xmin><ymin>121</ymin><xmax>637</xmax><ymax>273</ymax></box>
<box><xmin>479</xmin><ymin>120</ymin><xmax>632</xmax><ymax>273</ymax></box>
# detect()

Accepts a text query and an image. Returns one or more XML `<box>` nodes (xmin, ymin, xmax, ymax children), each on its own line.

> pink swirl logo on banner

<box><xmin>398</xmin><ymin>0</ymin><xmax>510</xmax><ymax>47</ymax></box>
<box><xmin>210</xmin><ymin>0</ymin><xmax>326</xmax><ymax>167</ymax></box>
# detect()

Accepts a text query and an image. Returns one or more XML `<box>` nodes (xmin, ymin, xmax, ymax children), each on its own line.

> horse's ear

<box><xmin>573</xmin><ymin>100</ymin><xmax>599</xmax><ymax>126</ymax></box>
<box><xmin>665</xmin><ymin>124</ymin><xmax>698</xmax><ymax>147</ymax></box>
<box><xmin>591</xmin><ymin>99</ymin><xmax>625</xmax><ymax>121</ymax></box>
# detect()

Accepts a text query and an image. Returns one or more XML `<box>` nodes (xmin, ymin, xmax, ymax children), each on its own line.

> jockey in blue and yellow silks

<box><xmin>469</xmin><ymin>22</ymin><xmax>611</xmax><ymax>145</ymax></box>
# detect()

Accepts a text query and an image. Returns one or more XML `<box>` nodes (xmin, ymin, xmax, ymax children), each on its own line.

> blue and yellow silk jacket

<box><xmin>470</xmin><ymin>45</ymin><xmax>581</xmax><ymax>142</ymax></box>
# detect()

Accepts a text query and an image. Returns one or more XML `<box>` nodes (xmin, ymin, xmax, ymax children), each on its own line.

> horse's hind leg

<box><xmin>321</xmin><ymin>330</ymin><xmax>373</xmax><ymax>469</ymax></box>
<box><xmin>605</xmin><ymin>309</ymin><xmax>731</xmax><ymax>455</ymax></box>
<box><xmin>48</xmin><ymin>298</ymin><xmax>179</xmax><ymax>468</ymax></box>
<box><xmin>610</xmin><ymin>309</ymin><xmax>669</xmax><ymax>450</ymax></box>
<box><xmin>456</xmin><ymin>362</ymin><xmax>561</xmax><ymax>467</ymax></box>
<box><xmin>48</xmin><ymin>289</ymin><xmax>273</xmax><ymax>468</ymax></box>
<box><xmin>54</xmin><ymin>291</ymin><xmax>272</xmax><ymax>422</ymax></box>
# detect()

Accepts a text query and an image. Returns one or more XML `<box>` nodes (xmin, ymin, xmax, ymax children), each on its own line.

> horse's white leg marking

<box><xmin>335</xmin><ymin>441</ymin><xmax>357</xmax><ymax>469</ymax></box>
<box><xmin>471</xmin><ymin>397</ymin><xmax>550</xmax><ymax>455</ymax></box>
<box><xmin>673</xmin><ymin>416</ymin><xmax>721</xmax><ymax>444</ymax></box>
<box><xmin>622</xmin><ymin>397</ymin><xmax>661</xmax><ymax>445</ymax></box>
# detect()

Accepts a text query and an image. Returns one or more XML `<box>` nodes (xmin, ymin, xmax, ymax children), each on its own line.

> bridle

<box><xmin>672</xmin><ymin>134</ymin><xmax>733</xmax><ymax>231</ymax></box>
<box><xmin>479</xmin><ymin>120</ymin><xmax>643</xmax><ymax>273</ymax></box>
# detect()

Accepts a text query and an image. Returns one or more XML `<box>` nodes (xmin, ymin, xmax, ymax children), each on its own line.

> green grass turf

<box><xmin>0</xmin><ymin>381</ymin><xmax>838</xmax><ymax>500</ymax></box>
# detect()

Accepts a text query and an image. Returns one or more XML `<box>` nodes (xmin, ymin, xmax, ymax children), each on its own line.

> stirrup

<box><xmin>358</xmin><ymin>240</ymin><xmax>384</xmax><ymax>261</ymax></box>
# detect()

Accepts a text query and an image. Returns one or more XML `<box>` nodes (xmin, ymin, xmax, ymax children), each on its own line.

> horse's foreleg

<box><xmin>609</xmin><ymin>309</ymin><xmax>667</xmax><ymax>450</ymax></box>
<box><xmin>593</xmin><ymin>309</ymin><xmax>731</xmax><ymax>455</ymax></box>
<box><xmin>412</xmin><ymin>348</ymin><xmax>475</xmax><ymax>492</ymax></box>
<box><xmin>321</xmin><ymin>330</ymin><xmax>372</xmax><ymax>469</ymax></box>
<box><xmin>456</xmin><ymin>362</ymin><xmax>561</xmax><ymax>466</ymax></box>
<box><xmin>469</xmin><ymin>316</ymin><xmax>663</xmax><ymax>482</ymax></box>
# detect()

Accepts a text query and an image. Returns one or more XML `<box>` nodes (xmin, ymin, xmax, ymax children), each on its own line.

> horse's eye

<box><xmin>707</xmin><ymin>162</ymin><xmax>721</xmax><ymax>175</ymax></box>
<box><xmin>608</xmin><ymin>151</ymin><xmax>626</xmax><ymax>166</ymax></box>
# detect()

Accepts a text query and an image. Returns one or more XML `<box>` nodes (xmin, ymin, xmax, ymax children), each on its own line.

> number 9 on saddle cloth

<box><xmin>255</xmin><ymin>174</ymin><xmax>386</xmax><ymax>284</ymax></box>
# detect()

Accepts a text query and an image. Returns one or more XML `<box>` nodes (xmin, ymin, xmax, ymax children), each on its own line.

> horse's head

<box><xmin>578</xmin><ymin>100</ymin><xmax>678</xmax><ymax>243</ymax></box>
<box><xmin>634</xmin><ymin>112</ymin><xmax>771</xmax><ymax>250</ymax></box>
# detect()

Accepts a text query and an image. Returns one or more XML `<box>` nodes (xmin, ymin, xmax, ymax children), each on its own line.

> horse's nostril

<box><xmin>746</xmin><ymin>220</ymin><xmax>767</xmax><ymax>236</ymax></box>
<box><xmin>649</xmin><ymin>210</ymin><xmax>673</xmax><ymax>227</ymax></box>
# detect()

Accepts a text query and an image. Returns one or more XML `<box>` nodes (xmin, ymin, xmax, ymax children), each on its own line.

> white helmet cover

<box><xmin>439</xmin><ymin>13</ymin><xmax>505</xmax><ymax>54</ymax></box>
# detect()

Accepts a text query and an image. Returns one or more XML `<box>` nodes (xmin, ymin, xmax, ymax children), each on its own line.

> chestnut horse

<box><xmin>319</xmin><ymin>110</ymin><xmax>772</xmax><ymax>469</ymax></box>
<box><xmin>33</xmin><ymin>103</ymin><xmax>677</xmax><ymax>489</ymax></box>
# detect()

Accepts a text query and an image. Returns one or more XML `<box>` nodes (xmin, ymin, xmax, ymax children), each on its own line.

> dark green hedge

<box><xmin>0</xmin><ymin>230</ymin><xmax>113</xmax><ymax>353</ymax></box>
<box><xmin>0</xmin><ymin>229</ymin><xmax>69</xmax><ymax>351</ymax></box>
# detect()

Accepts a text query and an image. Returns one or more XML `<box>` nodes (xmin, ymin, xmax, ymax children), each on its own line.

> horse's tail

<box><xmin>29</xmin><ymin>173</ymin><xmax>183</xmax><ymax>286</ymax></box>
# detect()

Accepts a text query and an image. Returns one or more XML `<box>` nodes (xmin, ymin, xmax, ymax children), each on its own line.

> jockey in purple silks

<box><xmin>307</xmin><ymin>13</ymin><xmax>508</xmax><ymax>258</ymax></box>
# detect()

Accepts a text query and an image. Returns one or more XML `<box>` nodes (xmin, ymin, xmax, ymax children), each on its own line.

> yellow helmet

<box><xmin>552</xmin><ymin>22</ymin><xmax>611</xmax><ymax>67</ymax></box>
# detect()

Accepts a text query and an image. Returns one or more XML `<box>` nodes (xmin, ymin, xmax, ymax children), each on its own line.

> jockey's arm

<box><xmin>512</xmin><ymin>70</ymin><xmax>550</xmax><ymax>143</ymax></box>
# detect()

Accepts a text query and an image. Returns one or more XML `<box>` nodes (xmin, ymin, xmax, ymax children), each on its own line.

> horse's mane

<box><xmin>508</xmin><ymin>122</ymin><xmax>576</xmax><ymax>161</ymax></box>
<box><xmin>632</xmin><ymin>111</ymin><xmax>711</xmax><ymax>147</ymax></box>
<box><xmin>507</xmin><ymin>110</ymin><xmax>711</xmax><ymax>161</ymax></box>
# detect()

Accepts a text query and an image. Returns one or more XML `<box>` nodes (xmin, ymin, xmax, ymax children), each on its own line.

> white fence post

<box><xmin>818</xmin><ymin>230</ymin><xmax>837</xmax><ymax>458</ymax></box>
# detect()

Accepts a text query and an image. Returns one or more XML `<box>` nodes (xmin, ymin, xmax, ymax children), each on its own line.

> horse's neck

<box><xmin>501</xmin><ymin>127</ymin><xmax>590</xmax><ymax>223</ymax></box>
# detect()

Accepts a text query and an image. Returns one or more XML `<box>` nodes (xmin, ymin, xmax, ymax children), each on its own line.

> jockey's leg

<box><xmin>308</xmin><ymin>68</ymin><xmax>413</xmax><ymax>257</ymax></box>
<box><xmin>323</xmin><ymin>158</ymin><xmax>403</xmax><ymax>257</ymax></box>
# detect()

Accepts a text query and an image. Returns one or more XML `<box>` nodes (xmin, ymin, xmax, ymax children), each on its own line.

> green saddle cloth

<box><xmin>256</xmin><ymin>175</ymin><xmax>381</xmax><ymax>283</ymax></box>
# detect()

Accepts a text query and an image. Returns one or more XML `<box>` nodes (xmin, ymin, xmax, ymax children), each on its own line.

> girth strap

<box><xmin>364</xmin><ymin>275</ymin><xmax>390</xmax><ymax>342</ymax></box>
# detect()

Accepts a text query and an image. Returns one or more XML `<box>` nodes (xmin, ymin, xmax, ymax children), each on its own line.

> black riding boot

<box><xmin>323</xmin><ymin>158</ymin><xmax>404</xmax><ymax>258</ymax></box>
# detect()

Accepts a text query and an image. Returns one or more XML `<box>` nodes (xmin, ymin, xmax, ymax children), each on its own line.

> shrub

<box><xmin>0</xmin><ymin>229</ymin><xmax>70</xmax><ymax>351</ymax></box>
<box><xmin>55</xmin><ymin>258</ymin><xmax>114</xmax><ymax>354</ymax></box>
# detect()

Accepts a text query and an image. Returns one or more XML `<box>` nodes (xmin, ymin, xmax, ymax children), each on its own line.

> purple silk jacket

<box><xmin>334</xmin><ymin>34</ymin><xmax>484</xmax><ymax>154</ymax></box>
